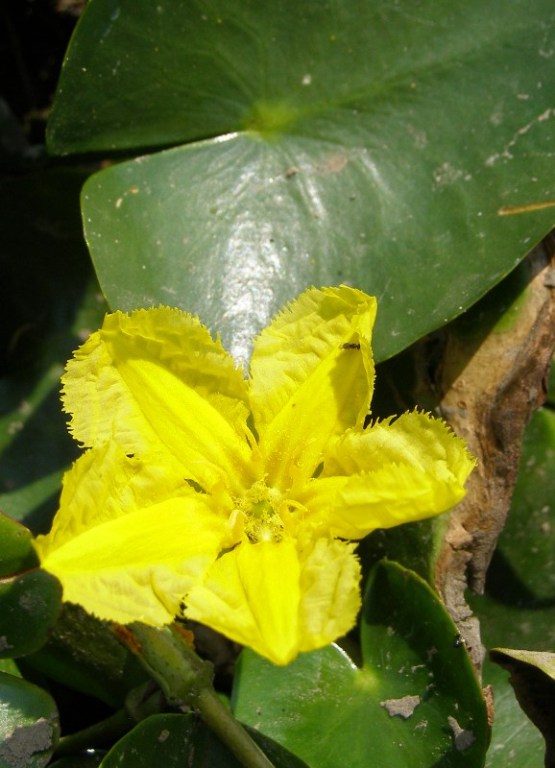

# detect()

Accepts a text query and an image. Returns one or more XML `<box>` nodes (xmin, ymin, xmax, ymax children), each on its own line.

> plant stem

<box><xmin>195</xmin><ymin>684</ymin><xmax>276</xmax><ymax>768</ymax></box>
<box><xmin>116</xmin><ymin>622</ymin><xmax>276</xmax><ymax>768</ymax></box>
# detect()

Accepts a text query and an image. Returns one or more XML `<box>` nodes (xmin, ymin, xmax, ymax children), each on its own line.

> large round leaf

<box><xmin>99</xmin><ymin>713</ymin><xmax>308</xmax><ymax>768</ymax></box>
<box><xmin>233</xmin><ymin>560</ymin><xmax>489</xmax><ymax>768</ymax></box>
<box><xmin>0</xmin><ymin>671</ymin><xmax>59</xmax><ymax>768</ymax></box>
<box><xmin>48</xmin><ymin>0</ymin><xmax>555</xmax><ymax>360</ymax></box>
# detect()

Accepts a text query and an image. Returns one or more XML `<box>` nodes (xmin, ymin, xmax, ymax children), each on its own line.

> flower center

<box><xmin>239</xmin><ymin>481</ymin><xmax>284</xmax><ymax>544</ymax></box>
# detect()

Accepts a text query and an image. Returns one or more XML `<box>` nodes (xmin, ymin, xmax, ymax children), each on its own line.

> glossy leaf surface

<box><xmin>233</xmin><ymin>560</ymin><xmax>488</xmax><ymax>767</ymax></box>
<box><xmin>99</xmin><ymin>713</ymin><xmax>308</xmax><ymax>768</ymax></box>
<box><xmin>0</xmin><ymin>570</ymin><xmax>62</xmax><ymax>659</ymax></box>
<box><xmin>0</xmin><ymin>671</ymin><xmax>59</xmax><ymax>768</ymax></box>
<box><xmin>0</xmin><ymin>513</ymin><xmax>39</xmax><ymax>577</ymax></box>
<box><xmin>47</xmin><ymin>0</ymin><xmax>555</xmax><ymax>361</ymax></box>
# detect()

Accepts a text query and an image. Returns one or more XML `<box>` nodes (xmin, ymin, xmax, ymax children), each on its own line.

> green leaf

<box><xmin>233</xmin><ymin>560</ymin><xmax>489</xmax><ymax>768</ymax></box>
<box><xmin>0</xmin><ymin>570</ymin><xmax>62</xmax><ymax>659</ymax></box>
<box><xmin>99</xmin><ymin>713</ymin><xmax>308</xmax><ymax>768</ymax></box>
<box><xmin>49</xmin><ymin>757</ymin><xmax>105</xmax><ymax>768</ymax></box>
<box><xmin>489</xmin><ymin>649</ymin><xmax>555</xmax><ymax>767</ymax></box>
<box><xmin>469</xmin><ymin>407</ymin><xmax>555</xmax><ymax>767</ymax></box>
<box><xmin>0</xmin><ymin>514</ymin><xmax>39</xmax><ymax>577</ymax></box>
<box><xmin>0</xmin><ymin>168</ymin><xmax>106</xmax><ymax>533</ymax></box>
<box><xmin>491</xmin><ymin>649</ymin><xmax>555</xmax><ymax>686</ymax></box>
<box><xmin>24</xmin><ymin>604</ymin><xmax>149</xmax><ymax>708</ymax></box>
<box><xmin>0</xmin><ymin>659</ymin><xmax>20</xmax><ymax>677</ymax></box>
<box><xmin>48</xmin><ymin>0</ymin><xmax>555</xmax><ymax>361</ymax></box>
<box><xmin>0</xmin><ymin>671</ymin><xmax>59</xmax><ymax>768</ymax></box>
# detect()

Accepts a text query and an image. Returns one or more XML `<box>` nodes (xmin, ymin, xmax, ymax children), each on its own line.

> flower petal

<box><xmin>185</xmin><ymin>536</ymin><xmax>361</xmax><ymax>665</ymax></box>
<box><xmin>35</xmin><ymin>445</ymin><xmax>227</xmax><ymax>625</ymax></box>
<box><xmin>249</xmin><ymin>286</ymin><xmax>376</xmax><ymax>490</ymax></box>
<box><xmin>62</xmin><ymin>307</ymin><xmax>254</xmax><ymax>494</ymax></box>
<box><xmin>185</xmin><ymin>539</ymin><xmax>301</xmax><ymax>665</ymax></box>
<box><xmin>38</xmin><ymin>443</ymin><xmax>197</xmax><ymax>550</ymax></box>
<box><xmin>297</xmin><ymin>539</ymin><xmax>361</xmax><ymax>654</ymax></box>
<box><xmin>298</xmin><ymin>411</ymin><xmax>475</xmax><ymax>539</ymax></box>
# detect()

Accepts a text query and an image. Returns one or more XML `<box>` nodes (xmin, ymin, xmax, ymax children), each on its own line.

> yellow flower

<box><xmin>35</xmin><ymin>286</ymin><xmax>474</xmax><ymax>665</ymax></box>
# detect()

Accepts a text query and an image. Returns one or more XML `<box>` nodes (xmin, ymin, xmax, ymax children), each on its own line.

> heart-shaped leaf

<box><xmin>99</xmin><ymin>713</ymin><xmax>308</xmax><ymax>768</ymax></box>
<box><xmin>48</xmin><ymin>0</ymin><xmax>555</xmax><ymax>361</ymax></box>
<box><xmin>233</xmin><ymin>560</ymin><xmax>489</xmax><ymax>767</ymax></box>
